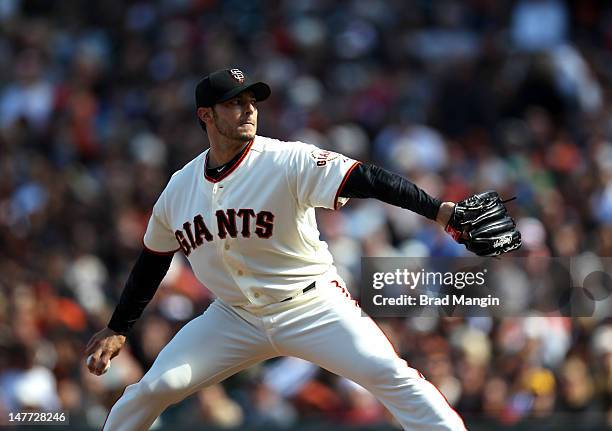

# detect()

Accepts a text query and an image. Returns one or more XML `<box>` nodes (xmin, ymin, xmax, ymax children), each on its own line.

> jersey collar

<box><xmin>204</xmin><ymin>138</ymin><xmax>254</xmax><ymax>183</ymax></box>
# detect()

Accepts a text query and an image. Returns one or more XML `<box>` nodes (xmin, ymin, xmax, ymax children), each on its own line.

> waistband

<box><xmin>235</xmin><ymin>274</ymin><xmax>333</xmax><ymax>316</ymax></box>
<box><xmin>280</xmin><ymin>281</ymin><xmax>316</xmax><ymax>303</ymax></box>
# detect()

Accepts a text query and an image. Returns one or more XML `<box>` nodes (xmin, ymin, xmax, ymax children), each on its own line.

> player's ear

<box><xmin>197</xmin><ymin>107</ymin><xmax>213</xmax><ymax>124</ymax></box>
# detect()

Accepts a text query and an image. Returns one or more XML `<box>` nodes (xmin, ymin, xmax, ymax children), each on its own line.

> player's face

<box><xmin>212</xmin><ymin>91</ymin><xmax>258</xmax><ymax>142</ymax></box>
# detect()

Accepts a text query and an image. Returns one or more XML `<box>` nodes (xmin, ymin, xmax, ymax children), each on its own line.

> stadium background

<box><xmin>0</xmin><ymin>0</ymin><xmax>611</xmax><ymax>429</ymax></box>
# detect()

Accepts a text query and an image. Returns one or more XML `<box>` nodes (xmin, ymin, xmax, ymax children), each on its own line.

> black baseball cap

<box><xmin>195</xmin><ymin>68</ymin><xmax>271</xmax><ymax>108</ymax></box>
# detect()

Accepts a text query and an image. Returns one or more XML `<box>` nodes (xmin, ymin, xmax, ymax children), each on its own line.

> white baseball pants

<box><xmin>103</xmin><ymin>274</ymin><xmax>467</xmax><ymax>431</ymax></box>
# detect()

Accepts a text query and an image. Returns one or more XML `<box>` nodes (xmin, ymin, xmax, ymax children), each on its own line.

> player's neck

<box><xmin>207</xmin><ymin>136</ymin><xmax>251</xmax><ymax>168</ymax></box>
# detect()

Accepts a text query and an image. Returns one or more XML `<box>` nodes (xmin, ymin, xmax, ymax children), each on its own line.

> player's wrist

<box><xmin>107</xmin><ymin>327</ymin><xmax>127</xmax><ymax>338</ymax></box>
<box><xmin>106</xmin><ymin>321</ymin><xmax>130</xmax><ymax>337</ymax></box>
<box><xmin>436</xmin><ymin>202</ymin><xmax>455</xmax><ymax>227</ymax></box>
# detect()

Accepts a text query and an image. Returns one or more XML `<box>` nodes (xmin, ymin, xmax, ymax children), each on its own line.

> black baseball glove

<box><xmin>445</xmin><ymin>191</ymin><xmax>522</xmax><ymax>257</ymax></box>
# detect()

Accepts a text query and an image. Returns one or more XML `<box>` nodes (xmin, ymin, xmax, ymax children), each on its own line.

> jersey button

<box><xmin>224</xmin><ymin>244</ymin><xmax>230</xmax><ymax>250</ymax></box>
<box><xmin>254</xmin><ymin>292</ymin><xmax>260</xmax><ymax>298</ymax></box>
<box><xmin>237</xmin><ymin>270</ymin><xmax>243</xmax><ymax>276</ymax></box>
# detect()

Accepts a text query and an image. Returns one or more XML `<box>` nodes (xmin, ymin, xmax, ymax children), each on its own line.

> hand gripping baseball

<box><xmin>85</xmin><ymin>327</ymin><xmax>126</xmax><ymax>375</ymax></box>
<box><xmin>445</xmin><ymin>191</ymin><xmax>522</xmax><ymax>257</ymax></box>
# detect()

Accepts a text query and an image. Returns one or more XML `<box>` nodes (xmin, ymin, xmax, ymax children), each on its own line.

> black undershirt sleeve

<box><xmin>107</xmin><ymin>249</ymin><xmax>173</xmax><ymax>335</ymax></box>
<box><xmin>339</xmin><ymin>162</ymin><xmax>442</xmax><ymax>221</ymax></box>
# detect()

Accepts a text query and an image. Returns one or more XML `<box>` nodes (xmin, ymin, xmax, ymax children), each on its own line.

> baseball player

<box><xmin>86</xmin><ymin>68</ymin><xmax>520</xmax><ymax>430</ymax></box>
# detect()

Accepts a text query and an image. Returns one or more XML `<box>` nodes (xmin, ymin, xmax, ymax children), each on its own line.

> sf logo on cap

<box><xmin>229</xmin><ymin>68</ymin><xmax>245</xmax><ymax>83</ymax></box>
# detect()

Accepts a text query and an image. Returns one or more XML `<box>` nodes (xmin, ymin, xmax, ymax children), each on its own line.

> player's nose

<box><xmin>242</xmin><ymin>108</ymin><xmax>256</xmax><ymax>124</ymax></box>
<box><xmin>244</xmin><ymin>101</ymin><xmax>256</xmax><ymax>114</ymax></box>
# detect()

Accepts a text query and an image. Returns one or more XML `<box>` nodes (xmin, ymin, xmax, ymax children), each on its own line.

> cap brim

<box><xmin>216</xmin><ymin>82</ymin><xmax>271</xmax><ymax>104</ymax></box>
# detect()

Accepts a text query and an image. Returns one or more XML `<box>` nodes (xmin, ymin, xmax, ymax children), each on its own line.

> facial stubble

<box><xmin>212</xmin><ymin>109</ymin><xmax>255</xmax><ymax>142</ymax></box>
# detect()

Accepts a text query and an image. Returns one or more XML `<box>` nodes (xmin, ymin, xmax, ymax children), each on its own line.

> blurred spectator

<box><xmin>0</xmin><ymin>343</ymin><xmax>60</xmax><ymax>412</ymax></box>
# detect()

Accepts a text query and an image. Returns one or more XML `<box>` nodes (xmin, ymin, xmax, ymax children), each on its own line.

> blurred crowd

<box><xmin>1</xmin><ymin>0</ymin><xmax>611</xmax><ymax>429</ymax></box>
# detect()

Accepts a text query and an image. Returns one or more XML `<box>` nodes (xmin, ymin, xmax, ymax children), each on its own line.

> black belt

<box><xmin>280</xmin><ymin>281</ymin><xmax>316</xmax><ymax>302</ymax></box>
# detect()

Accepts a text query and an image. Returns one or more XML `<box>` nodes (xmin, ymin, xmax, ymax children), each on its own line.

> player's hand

<box><xmin>85</xmin><ymin>327</ymin><xmax>126</xmax><ymax>376</ymax></box>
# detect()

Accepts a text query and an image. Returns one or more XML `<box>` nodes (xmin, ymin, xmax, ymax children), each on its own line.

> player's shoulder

<box><xmin>254</xmin><ymin>135</ymin><xmax>306</xmax><ymax>152</ymax></box>
<box><xmin>254</xmin><ymin>135</ymin><xmax>317</xmax><ymax>161</ymax></box>
<box><xmin>165</xmin><ymin>151</ymin><xmax>206</xmax><ymax>190</ymax></box>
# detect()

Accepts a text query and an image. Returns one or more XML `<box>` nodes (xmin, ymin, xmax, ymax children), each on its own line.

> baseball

<box><xmin>87</xmin><ymin>354</ymin><xmax>110</xmax><ymax>374</ymax></box>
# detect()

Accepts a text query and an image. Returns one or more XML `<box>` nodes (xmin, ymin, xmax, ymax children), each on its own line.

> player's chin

<box><xmin>236</xmin><ymin>124</ymin><xmax>256</xmax><ymax>140</ymax></box>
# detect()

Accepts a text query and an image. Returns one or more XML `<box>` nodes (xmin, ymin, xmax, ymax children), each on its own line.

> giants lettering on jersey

<box><xmin>175</xmin><ymin>209</ymin><xmax>275</xmax><ymax>255</ymax></box>
<box><xmin>310</xmin><ymin>149</ymin><xmax>341</xmax><ymax>167</ymax></box>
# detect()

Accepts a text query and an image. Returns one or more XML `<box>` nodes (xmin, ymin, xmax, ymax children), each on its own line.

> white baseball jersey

<box><xmin>143</xmin><ymin>135</ymin><xmax>360</xmax><ymax>307</ymax></box>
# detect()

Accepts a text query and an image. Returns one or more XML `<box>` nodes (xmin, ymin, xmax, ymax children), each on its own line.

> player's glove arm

<box><xmin>339</xmin><ymin>162</ymin><xmax>442</xmax><ymax>220</ymax></box>
<box><xmin>107</xmin><ymin>249</ymin><xmax>173</xmax><ymax>335</ymax></box>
